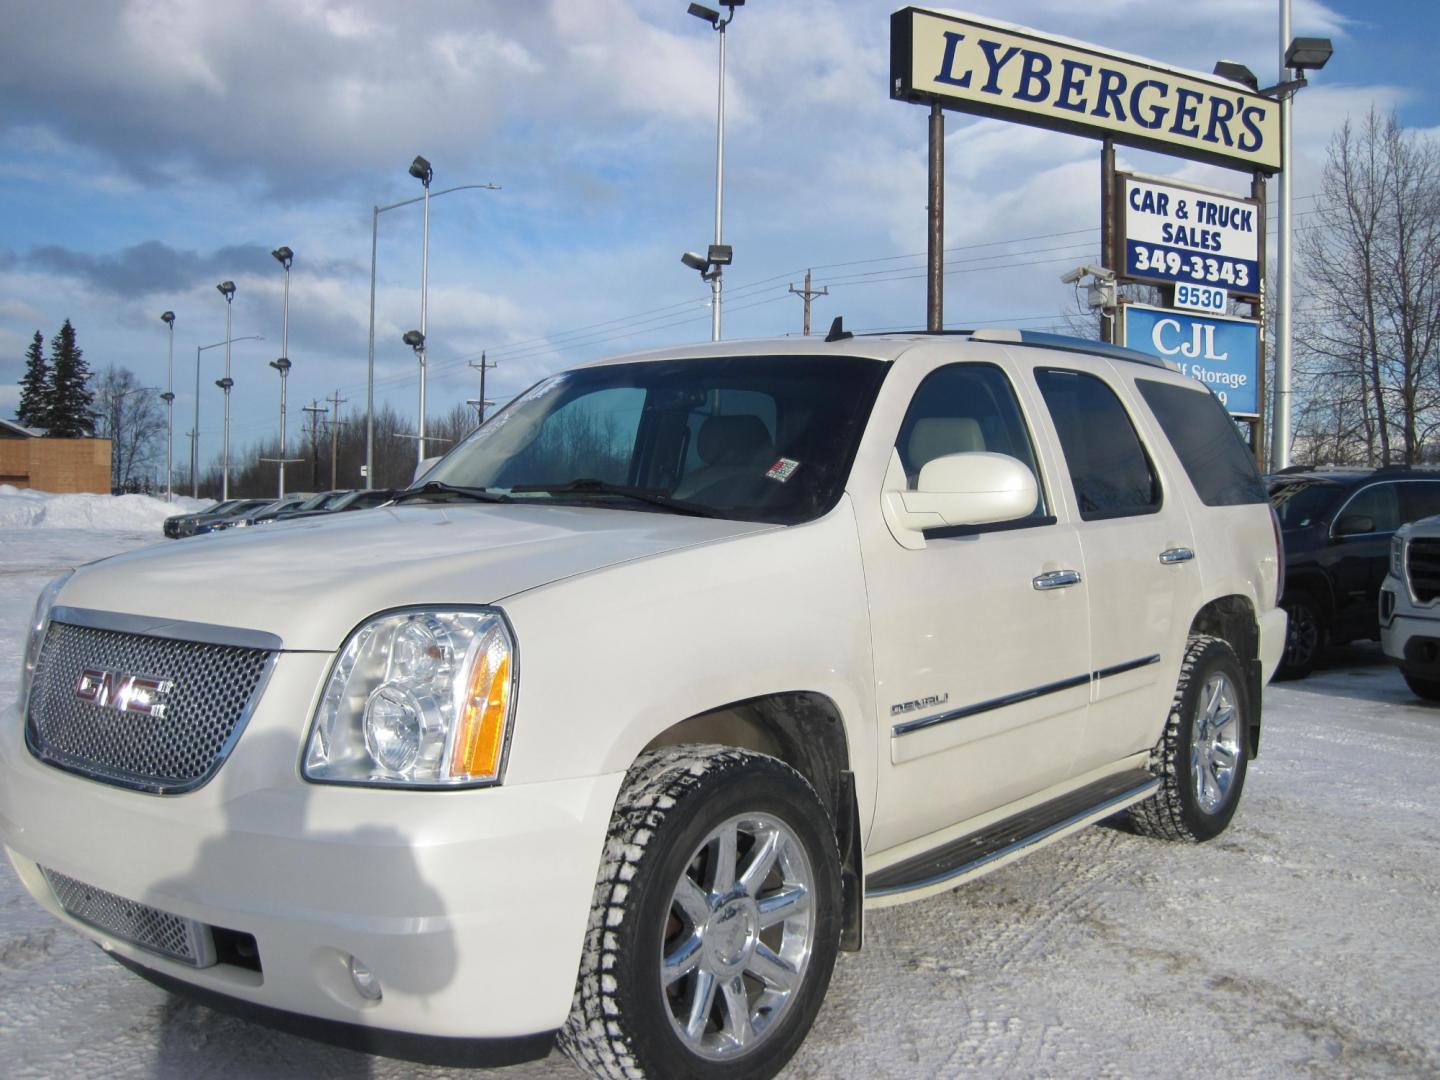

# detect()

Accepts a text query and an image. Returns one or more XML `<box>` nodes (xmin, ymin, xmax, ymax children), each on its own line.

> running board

<box><xmin>865</xmin><ymin>770</ymin><xmax>1159</xmax><ymax>899</ymax></box>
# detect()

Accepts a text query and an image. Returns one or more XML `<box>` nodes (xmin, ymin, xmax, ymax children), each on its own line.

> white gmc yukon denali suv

<box><xmin>5</xmin><ymin>329</ymin><xmax>1284</xmax><ymax>1079</ymax></box>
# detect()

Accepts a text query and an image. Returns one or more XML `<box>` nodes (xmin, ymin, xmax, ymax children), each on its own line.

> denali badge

<box><xmin>74</xmin><ymin>669</ymin><xmax>173</xmax><ymax>718</ymax></box>
<box><xmin>890</xmin><ymin>693</ymin><xmax>950</xmax><ymax>716</ymax></box>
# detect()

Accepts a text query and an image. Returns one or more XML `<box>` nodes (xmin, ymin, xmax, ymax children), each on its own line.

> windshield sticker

<box><xmin>766</xmin><ymin>458</ymin><xmax>801</xmax><ymax>483</ymax></box>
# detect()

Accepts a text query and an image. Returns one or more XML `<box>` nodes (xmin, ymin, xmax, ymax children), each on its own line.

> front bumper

<box><xmin>0</xmin><ymin>653</ymin><xmax>623</xmax><ymax>1050</ymax></box>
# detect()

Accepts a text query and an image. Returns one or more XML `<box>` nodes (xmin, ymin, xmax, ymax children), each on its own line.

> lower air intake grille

<box><xmin>40</xmin><ymin>867</ymin><xmax>215</xmax><ymax>967</ymax></box>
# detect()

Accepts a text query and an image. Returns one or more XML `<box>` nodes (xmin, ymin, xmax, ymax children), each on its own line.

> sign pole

<box><xmin>927</xmin><ymin>103</ymin><xmax>944</xmax><ymax>331</ymax></box>
<box><xmin>1100</xmin><ymin>138</ymin><xmax>1117</xmax><ymax>343</ymax></box>
<box><xmin>1251</xmin><ymin>172</ymin><xmax>1269</xmax><ymax>468</ymax></box>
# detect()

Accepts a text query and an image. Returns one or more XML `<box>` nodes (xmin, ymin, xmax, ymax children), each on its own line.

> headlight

<box><xmin>20</xmin><ymin>570</ymin><xmax>73</xmax><ymax>710</ymax></box>
<box><xmin>1392</xmin><ymin>531</ymin><xmax>1406</xmax><ymax>579</ymax></box>
<box><xmin>304</xmin><ymin>608</ymin><xmax>516</xmax><ymax>787</ymax></box>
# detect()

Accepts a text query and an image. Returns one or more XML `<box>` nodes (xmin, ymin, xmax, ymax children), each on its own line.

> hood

<box><xmin>60</xmin><ymin>503</ymin><xmax>775</xmax><ymax>651</ymax></box>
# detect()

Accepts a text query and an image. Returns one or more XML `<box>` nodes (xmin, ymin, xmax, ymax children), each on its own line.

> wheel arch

<box><xmin>1188</xmin><ymin>595</ymin><xmax>1263</xmax><ymax>757</ymax></box>
<box><xmin>641</xmin><ymin>691</ymin><xmax>864</xmax><ymax>951</ymax></box>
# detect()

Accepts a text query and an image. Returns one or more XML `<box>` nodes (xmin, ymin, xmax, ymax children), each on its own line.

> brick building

<box><xmin>0</xmin><ymin>419</ymin><xmax>112</xmax><ymax>493</ymax></box>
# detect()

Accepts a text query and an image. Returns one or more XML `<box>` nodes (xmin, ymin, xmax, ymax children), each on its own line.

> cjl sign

<box><xmin>1122</xmin><ymin>305</ymin><xmax>1259</xmax><ymax>417</ymax></box>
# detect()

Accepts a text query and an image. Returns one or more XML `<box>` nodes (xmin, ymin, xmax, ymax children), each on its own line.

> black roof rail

<box><xmin>969</xmin><ymin>328</ymin><xmax>1170</xmax><ymax>369</ymax></box>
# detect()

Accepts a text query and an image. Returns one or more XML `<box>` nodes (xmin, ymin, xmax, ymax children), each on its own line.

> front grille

<box><xmin>1408</xmin><ymin>538</ymin><xmax>1440</xmax><ymax>603</ymax></box>
<box><xmin>40</xmin><ymin>866</ymin><xmax>215</xmax><ymax>967</ymax></box>
<box><xmin>26</xmin><ymin>621</ymin><xmax>273</xmax><ymax>794</ymax></box>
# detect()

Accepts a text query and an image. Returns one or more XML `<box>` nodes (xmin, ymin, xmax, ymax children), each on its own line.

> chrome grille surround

<box><xmin>25</xmin><ymin>608</ymin><xmax>278</xmax><ymax>795</ymax></box>
<box><xmin>40</xmin><ymin>866</ymin><xmax>216</xmax><ymax>967</ymax></box>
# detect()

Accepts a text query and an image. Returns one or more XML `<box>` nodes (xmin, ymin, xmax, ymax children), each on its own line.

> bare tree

<box><xmin>1297</xmin><ymin>110</ymin><xmax>1440</xmax><ymax>465</ymax></box>
<box><xmin>94</xmin><ymin>366</ymin><xmax>164</xmax><ymax>491</ymax></box>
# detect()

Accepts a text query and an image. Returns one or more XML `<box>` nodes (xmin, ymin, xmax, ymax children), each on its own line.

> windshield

<box><xmin>421</xmin><ymin>354</ymin><xmax>889</xmax><ymax>525</ymax></box>
<box><xmin>1269</xmin><ymin>479</ymin><xmax>1344</xmax><ymax>529</ymax></box>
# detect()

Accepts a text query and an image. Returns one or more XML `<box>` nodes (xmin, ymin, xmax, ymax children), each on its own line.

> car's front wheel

<box><xmin>561</xmin><ymin>745</ymin><xmax>841</xmax><ymax>1080</ymax></box>
<box><xmin>1402</xmin><ymin>671</ymin><xmax>1440</xmax><ymax>701</ymax></box>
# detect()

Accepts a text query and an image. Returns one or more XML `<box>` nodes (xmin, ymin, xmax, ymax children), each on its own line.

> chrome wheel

<box><xmin>661</xmin><ymin>811</ymin><xmax>815</xmax><ymax>1061</ymax></box>
<box><xmin>1190</xmin><ymin>671</ymin><xmax>1241</xmax><ymax>814</ymax></box>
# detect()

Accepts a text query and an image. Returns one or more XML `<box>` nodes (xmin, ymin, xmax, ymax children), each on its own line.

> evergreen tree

<box><xmin>46</xmin><ymin>319</ymin><xmax>95</xmax><ymax>437</ymax></box>
<box><xmin>16</xmin><ymin>331</ymin><xmax>50</xmax><ymax>429</ymax></box>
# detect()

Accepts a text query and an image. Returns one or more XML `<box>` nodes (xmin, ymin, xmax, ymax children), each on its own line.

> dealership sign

<box><xmin>1120</xmin><ymin>175</ymin><xmax>1261</xmax><ymax>297</ymax></box>
<box><xmin>1122</xmin><ymin>305</ymin><xmax>1259</xmax><ymax>417</ymax></box>
<box><xmin>890</xmin><ymin>7</ymin><xmax>1281</xmax><ymax>173</ymax></box>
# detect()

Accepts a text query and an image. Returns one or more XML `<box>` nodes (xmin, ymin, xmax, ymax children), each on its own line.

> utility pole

<box><xmin>325</xmin><ymin>390</ymin><xmax>348</xmax><ymax>490</ymax></box>
<box><xmin>788</xmin><ymin>270</ymin><xmax>829</xmax><ymax>336</ymax></box>
<box><xmin>302</xmin><ymin>401</ymin><xmax>325</xmax><ymax>492</ymax></box>
<box><xmin>468</xmin><ymin>352</ymin><xmax>498</xmax><ymax>424</ymax></box>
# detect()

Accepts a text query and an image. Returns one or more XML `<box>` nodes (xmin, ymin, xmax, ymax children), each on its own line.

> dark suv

<box><xmin>1269</xmin><ymin>466</ymin><xmax>1440</xmax><ymax>678</ymax></box>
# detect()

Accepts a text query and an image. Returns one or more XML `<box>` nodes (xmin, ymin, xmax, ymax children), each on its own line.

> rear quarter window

<box><xmin>1137</xmin><ymin>379</ymin><xmax>1267</xmax><ymax>506</ymax></box>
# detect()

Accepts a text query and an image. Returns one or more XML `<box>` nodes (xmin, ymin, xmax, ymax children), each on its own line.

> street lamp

<box><xmin>216</xmin><ymin>280</ymin><xmax>236</xmax><ymax>499</ymax></box>
<box><xmin>365</xmin><ymin>173</ymin><xmax>499</xmax><ymax>488</ymax></box>
<box><xmin>271</xmin><ymin>246</ymin><xmax>294</xmax><ymax>497</ymax></box>
<box><xmin>686</xmin><ymin>0</ymin><xmax>743</xmax><ymax>341</ymax></box>
<box><xmin>192</xmin><ymin>334</ymin><xmax>263</xmax><ymax>498</ymax></box>
<box><xmin>159</xmin><ymin>311</ymin><xmax>175</xmax><ymax>501</ymax></box>
<box><xmin>1272</xmin><ymin>10</ymin><xmax>1334</xmax><ymax>471</ymax></box>
<box><xmin>409</xmin><ymin>156</ymin><xmax>433</xmax><ymax>465</ymax></box>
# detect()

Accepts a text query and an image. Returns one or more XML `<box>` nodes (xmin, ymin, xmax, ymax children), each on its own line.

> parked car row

<box><xmin>1268</xmin><ymin>464</ymin><xmax>1440</xmax><ymax>697</ymax></box>
<box><xmin>162</xmin><ymin>489</ymin><xmax>398</xmax><ymax>538</ymax></box>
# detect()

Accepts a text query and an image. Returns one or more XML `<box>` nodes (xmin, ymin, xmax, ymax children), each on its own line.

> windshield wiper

<box><xmin>509</xmin><ymin>478</ymin><xmax>719</xmax><ymax>518</ymax></box>
<box><xmin>391</xmin><ymin>481</ymin><xmax>510</xmax><ymax>504</ymax></box>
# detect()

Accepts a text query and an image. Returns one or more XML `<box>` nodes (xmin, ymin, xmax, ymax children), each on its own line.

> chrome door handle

<box><xmin>1159</xmin><ymin>547</ymin><xmax>1195</xmax><ymax>564</ymax></box>
<box><xmin>1033</xmin><ymin>569</ymin><xmax>1082</xmax><ymax>590</ymax></box>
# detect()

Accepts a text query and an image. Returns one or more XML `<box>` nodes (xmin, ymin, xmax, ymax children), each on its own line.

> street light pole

<box><xmin>216</xmin><ymin>281</ymin><xmax>236</xmax><ymax>499</ymax></box>
<box><xmin>365</xmin><ymin>179</ymin><xmax>499</xmax><ymax>488</ymax></box>
<box><xmin>1273</xmin><ymin>0</ymin><xmax>1294</xmax><ymax>471</ymax></box>
<box><xmin>191</xmin><ymin>334</ymin><xmax>263</xmax><ymax>499</ymax></box>
<box><xmin>686</xmin><ymin>2</ymin><xmax>742</xmax><ymax>340</ymax></box>
<box><xmin>409</xmin><ymin>155</ymin><xmax>433</xmax><ymax>465</ymax></box>
<box><xmin>159</xmin><ymin>311</ymin><xmax>175</xmax><ymax>501</ymax></box>
<box><xmin>271</xmin><ymin>247</ymin><xmax>294</xmax><ymax>497</ymax></box>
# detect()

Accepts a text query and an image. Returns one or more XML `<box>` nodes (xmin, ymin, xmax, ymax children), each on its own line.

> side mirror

<box><xmin>1334</xmin><ymin>514</ymin><xmax>1375</xmax><ymax>537</ymax></box>
<box><xmin>883</xmin><ymin>451</ymin><xmax>1037</xmax><ymax>548</ymax></box>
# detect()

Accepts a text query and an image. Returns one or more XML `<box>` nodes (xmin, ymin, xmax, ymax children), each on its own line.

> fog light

<box><xmin>348</xmin><ymin>956</ymin><xmax>383</xmax><ymax>1001</ymax></box>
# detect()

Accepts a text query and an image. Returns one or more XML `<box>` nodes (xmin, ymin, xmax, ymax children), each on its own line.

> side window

<box><xmin>1035</xmin><ymin>368</ymin><xmax>1161</xmax><ymax>520</ymax></box>
<box><xmin>1400</xmin><ymin>481</ymin><xmax>1440</xmax><ymax>524</ymax></box>
<box><xmin>1136</xmin><ymin>378</ymin><xmax>1267</xmax><ymax>506</ymax></box>
<box><xmin>1336</xmin><ymin>483</ymin><xmax>1400</xmax><ymax>534</ymax></box>
<box><xmin>895</xmin><ymin>362</ymin><xmax>1048</xmax><ymax>525</ymax></box>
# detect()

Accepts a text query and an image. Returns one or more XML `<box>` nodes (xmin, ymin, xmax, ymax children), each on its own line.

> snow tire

<box><xmin>559</xmin><ymin>745</ymin><xmax>842</xmax><ymax>1080</ymax></box>
<box><xmin>1131</xmin><ymin>635</ymin><xmax>1250</xmax><ymax>843</ymax></box>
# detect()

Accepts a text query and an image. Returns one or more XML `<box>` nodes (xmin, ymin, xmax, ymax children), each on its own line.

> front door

<box><xmin>862</xmin><ymin>359</ymin><xmax>1091</xmax><ymax>852</ymax></box>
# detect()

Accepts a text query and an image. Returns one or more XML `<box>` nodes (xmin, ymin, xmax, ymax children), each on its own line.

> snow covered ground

<box><xmin>1</xmin><ymin>494</ymin><xmax>1437</xmax><ymax>1078</ymax></box>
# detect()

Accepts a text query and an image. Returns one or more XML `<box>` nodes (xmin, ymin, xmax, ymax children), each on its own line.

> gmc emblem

<box><xmin>74</xmin><ymin>669</ymin><xmax>173</xmax><ymax>718</ymax></box>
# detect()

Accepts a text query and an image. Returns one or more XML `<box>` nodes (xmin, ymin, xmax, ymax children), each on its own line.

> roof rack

<box><xmin>969</xmin><ymin>328</ymin><xmax>1170</xmax><ymax>369</ymax></box>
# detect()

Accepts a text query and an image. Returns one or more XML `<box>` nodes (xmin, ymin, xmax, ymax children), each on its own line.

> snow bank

<box><xmin>0</xmin><ymin>485</ymin><xmax>209</xmax><ymax>531</ymax></box>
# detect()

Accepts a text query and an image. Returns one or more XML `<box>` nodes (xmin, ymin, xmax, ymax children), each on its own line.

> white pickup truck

<box><xmin>5</xmin><ymin>328</ymin><xmax>1284</xmax><ymax>1079</ymax></box>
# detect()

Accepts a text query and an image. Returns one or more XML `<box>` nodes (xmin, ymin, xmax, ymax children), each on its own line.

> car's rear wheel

<box><xmin>561</xmin><ymin>745</ymin><xmax>841</xmax><ymax>1080</ymax></box>
<box><xmin>1131</xmin><ymin>635</ymin><xmax>1250</xmax><ymax>842</ymax></box>
<box><xmin>1276</xmin><ymin>592</ymin><xmax>1325</xmax><ymax>680</ymax></box>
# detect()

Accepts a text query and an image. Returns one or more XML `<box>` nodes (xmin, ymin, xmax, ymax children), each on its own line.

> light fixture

<box><xmin>216</xmin><ymin>281</ymin><xmax>236</xmax><ymax>301</ymax></box>
<box><xmin>270</xmin><ymin>357</ymin><xmax>291</xmax><ymax>374</ymax></box>
<box><xmin>706</xmin><ymin>243</ymin><xmax>732</xmax><ymax>266</ymax></box>
<box><xmin>160</xmin><ymin>310</ymin><xmax>175</xmax><ymax>326</ymax></box>
<box><xmin>216</xmin><ymin>377</ymin><xmax>234</xmax><ymax>391</ymax></box>
<box><xmin>687</xmin><ymin>2</ymin><xmax>720</xmax><ymax>22</ymax></box>
<box><xmin>271</xmin><ymin>245</ymin><xmax>293</xmax><ymax>269</ymax></box>
<box><xmin>408</xmin><ymin>155</ymin><xmax>433</xmax><ymax>187</ymax></box>
<box><xmin>681</xmin><ymin>251</ymin><xmax>708</xmax><ymax>272</ymax></box>
<box><xmin>1212</xmin><ymin>61</ymin><xmax>1259</xmax><ymax>92</ymax></box>
<box><xmin>1285</xmin><ymin>37</ymin><xmax>1334</xmax><ymax>71</ymax></box>
<box><xmin>403</xmin><ymin>329</ymin><xmax>425</xmax><ymax>350</ymax></box>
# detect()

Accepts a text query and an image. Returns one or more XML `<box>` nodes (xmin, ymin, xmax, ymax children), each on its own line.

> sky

<box><xmin>1</xmin><ymin>0</ymin><xmax>1436</xmax><ymax>483</ymax></box>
